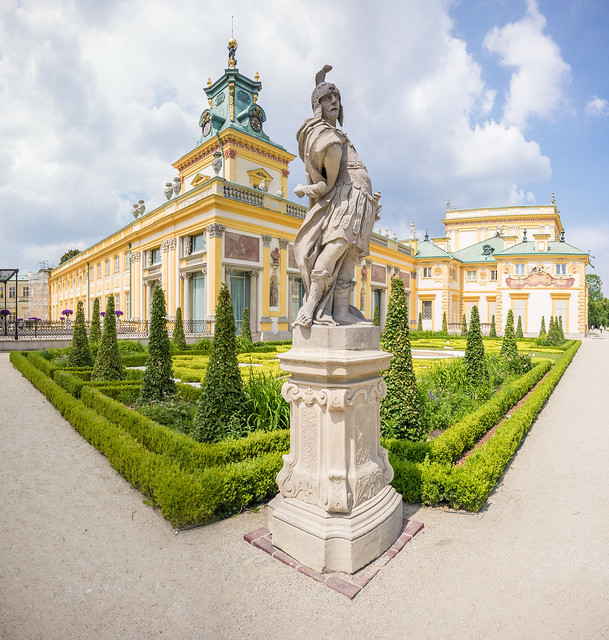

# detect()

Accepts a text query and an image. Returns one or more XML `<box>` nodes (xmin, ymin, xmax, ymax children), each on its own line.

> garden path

<box><xmin>1</xmin><ymin>335</ymin><xmax>608</xmax><ymax>639</ymax></box>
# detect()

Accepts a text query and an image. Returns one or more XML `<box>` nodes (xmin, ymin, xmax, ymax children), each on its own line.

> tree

<box><xmin>238</xmin><ymin>307</ymin><xmax>254</xmax><ymax>352</ymax></box>
<box><xmin>140</xmin><ymin>285</ymin><xmax>176</xmax><ymax>402</ymax></box>
<box><xmin>489</xmin><ymin>314</ymin><xmax>497</xmax><ymax>338</ymax></box>
<box><xmin>417</xmin><ymin>312</ymin><xmax>423</xmax><ymax>332</ymax></box>
<box><xmin>441</xmin><ymin>311</ymin><xmax>448</xmax><ymax>333</ymax></box>
<box><xmin>516</xmin><ymin>315</ymin><xmax>524</xmax><ymax>339</ymax></box>
<box><xmin>500</xmin><ymin>309</ymin><xmax>518</xmax><ymax>366</ymax></box>
<box><xmin>373</xmin><ymin>305</ymin><xmax>380</xmax><ymax>327</ymax></box>
<box><xmin>90</xmin><ymin>298</ymin><xmax>101</xmax><ymax>343</ymax></box>
<box><xmin>193</xmin><ymin>282</ymin><xmax>247</xmax><ymax>443</ymax></box>
<box><xmin>91</xmin><ymin>295</ymin><xmax>124</xmax><ymax>381</ymax></box>
<box><xmin>557</xmin><ymin>315</ymin><xmax>565</xmax><ymax>342</ymax></box>
<box><xmin>539</xmin><ymin>316</ymin><xmax>546</xmax><ymax>339</ymax></box>
<box><xmin>59</xmin><ymin>249</ymin><xmax>81</xmax><ymax>265</ymax></box>
<box><xmin>461</xmin><ymin>314</ymin><xmax>468</xmax><ymax>336</ymax></box>
<box><xmin>587</xmin><ymin>274</ymin><xmax>603</xmax><ymax>302</ymax></box>
<box><xmin>464</xmin><ymin>305</ymin><xmax>487</xmax><ymax>386</ymax></box>
<box><xmin>380</xmin><ymin>277</ymin><xmax>424</xmax><ymax>441</ymax></box>
<box><xmin>172</xmin><ymin>306</ymin><xmax>187</xmax><ymax>351</ymax></box>
<box><xmin>68</xmin><ymin>300</ymin><xmax>93</xmax><ymax>367</ymax></box>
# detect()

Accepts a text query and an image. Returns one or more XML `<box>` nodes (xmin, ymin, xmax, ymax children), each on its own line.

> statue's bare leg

<box><xmin>333</xmin><ymin>250</ymin><xmax>368</xmax><ymax>325</ymax></box>
<box><xmin>293</xmin><ymin>240</ymin><xmax>348</xmax><ymax>327</ymax></box>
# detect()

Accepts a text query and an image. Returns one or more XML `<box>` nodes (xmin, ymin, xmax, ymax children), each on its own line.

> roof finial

<box><xmin>228</xmin><ymin>35</ymin><xmax>238</xmax><ymax>69</ymax></box>
<box><xmin>560</xmin><ymin>229</ymin><xmax>565</xmax><ymax>242</ymax></box>
<box><xmin>551</xmin><ymin>192</ymin><xmax>556</xmax><ymax>205</ymax></box>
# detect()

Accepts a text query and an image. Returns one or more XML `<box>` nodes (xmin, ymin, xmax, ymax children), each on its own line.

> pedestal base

<box><xmin>268</xmin><ymin>484</ymin><xmax>403</xmax><ymax>574</ymax></box>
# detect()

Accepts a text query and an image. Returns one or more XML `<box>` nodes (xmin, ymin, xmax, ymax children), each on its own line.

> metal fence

<box><xmin>0</xmin><ymin>318</ymin><xmax>214</xmax><ymax>341</ymax></box>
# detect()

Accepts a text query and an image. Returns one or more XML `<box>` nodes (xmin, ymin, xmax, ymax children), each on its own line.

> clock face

<box><xmin>250</xmin><ymin>115</ymin><xmax>262</xmax><ymax>132</ymax></box>
<box><xmin>202</xmin><ymin>120</ymin><xmax>211</xmax><ymax>136</ymax></box>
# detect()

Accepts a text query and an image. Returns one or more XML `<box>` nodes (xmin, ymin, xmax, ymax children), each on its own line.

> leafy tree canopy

<box><xmin>59</xmin><ymin>249</ymin><xmax>81</xmax><ymax>265</ymax></box>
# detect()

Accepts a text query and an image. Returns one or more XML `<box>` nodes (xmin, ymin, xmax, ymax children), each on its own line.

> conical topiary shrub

<box><xmin>193</xmin><ymin>282</ymin><xmax>247</xmax><ymax>443</ymax></box>
<box><xmin>464</xmin><ymin>305</ymin><xmax>488</xmax><ymax>386</ymax></box>
<box><xmin>68</xmin><ymin>300</ymin><xmax>93</xmax><ymax>367</ymax></box>
<box><xmin>489</xmin><ymin>314</ymin><xmax>497</xmax><ymax>338</ymax></box>
<box><xmin>417</xmin><ymin>311</ymin><xmax>423</xmax><ymax>332</ymax></box>
<box><xmin>500</xmin><ymin>309</ymin><xmax>518</xmax><ymax>369</ymax></box>
<box><xmin>90</xmin><ymin>297</ymin><xmax>101</xmax><ymax>343</ymax></box>
<box><xmin>380</xmin><ymin>276</ymin><xmax>424</xmax><ymax>441</ymax></box>
<box><xmin>172</xmin><ymin>306</ymin><xmax>187</xmax><ymax>351</ymax></box>
<box><xmin>238</xmin><ymin>307</ymin><xmax>254</xmax><ymax>352</ymax></box>
<box><xmin>441</xmin><ymin>311</ymin><xmax>448</xmax><ymax>333</ymax></box>
<box><xmin>140</xmin><ymin>285</ymin><xmax>176</xmax><ymax>403</ymax></box>
<box><xmin>516</xmin><ymin>315</ymin><xmax>524</xmax><ymax>339</ymax></box>
<box><xmin>539</xmin><ymin>316</ymin><xmax>547</xmax><ymax>339</ymax></box>
<box><xmin>557</xmin><ymin>315</ymin><xmax>565</xmax><ymax>342</ymax></box>
<box><xmin>373</xmin><ymin>305</ymin><xmax>380</xmax><ymax>327</ymax></box>
<box><xmin>461</xmin><ymin>314</ymin><xmax>468</xmax><ymax>336</ymax></box>
<box><xmin>91</xmin><ymin>295</ymin><xmax>124</xmax><ymax>381</ymax></box>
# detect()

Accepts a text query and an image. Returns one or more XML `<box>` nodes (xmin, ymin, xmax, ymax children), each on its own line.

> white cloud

<box><xmin>585</xmin><ymin>96</ymin><xmax>609</xmax><ymax>117</ymax></box>
<box><xmin>0</xmin><ymin>0</ymin><xmax>560</xmax><ymax>270</ymax></box>
<box><xmin>483</xmin><ymin>0</ymin><xmax>571</xmax><ymax>128</ymax></box>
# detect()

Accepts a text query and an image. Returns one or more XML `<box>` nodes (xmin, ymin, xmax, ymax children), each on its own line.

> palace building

<box><xmin>49</xmin><ymin>43</ymin><xmax>590</xmax><ymax>338</ymax></box>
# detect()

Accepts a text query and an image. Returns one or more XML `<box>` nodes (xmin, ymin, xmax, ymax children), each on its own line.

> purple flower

<box><xmin>115</xmin><ymin>310</ymin><xmax>124</xmax><ymax>316</ymax></box>
<box><xmin>0</xmin><ymin>309</ymin><xmax>10</xmax><ymax>317</ymax></box>
<box><xmin>61</xmin><ymin>309</ymin><xmax>73</xmax><ymax>316</ymax></box>
<box><xmin>100</xmin><ymin>311</ymin><xmax>105</xmax><ymax>317</ymax></box>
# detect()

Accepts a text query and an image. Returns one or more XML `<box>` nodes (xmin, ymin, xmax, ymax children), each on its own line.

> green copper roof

<box><xmin>452</xmin><ymin>234</ymin><xmax>505</xmax><ymax>264</ymax></box>
<box><xmin>495</xmin><ymin>239</ymin><xmax>589</xmax><ymax>257</ymax></box>
<box><xmin>198</xmin><ymin>63</ymin><xmax>274</xmax><ymax>146</ymax></box>
<box><xmin>415</xmin><ymin>237</ymin><xmax>452</xmax><ymax>259</ymax></box>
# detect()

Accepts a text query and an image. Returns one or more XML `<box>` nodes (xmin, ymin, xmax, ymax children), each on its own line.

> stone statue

<box><xmin>410</xmin><ymin>221</ymin><xmax>416</xmax><ymax>239</ymax></box>
<box><xmin>293</xmin><ymin>65</ymin><xmax>381</xmax><ymax>327</ymax></box>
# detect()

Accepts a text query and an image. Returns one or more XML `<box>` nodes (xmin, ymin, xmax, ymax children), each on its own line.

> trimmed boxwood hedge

<box><xmin>9</xmin><ymin>351</ymin><xmax>288</xmax><ymax>527</ymax></box>
<box><xmin>389</xmin><ymin>341</ymin><xmax>580</xmax><ymax>509</ymax></box>
<box><xmin>9</xmin><ymin>340</ymin><xmax>580</xmax><ymax>523</ymax></box>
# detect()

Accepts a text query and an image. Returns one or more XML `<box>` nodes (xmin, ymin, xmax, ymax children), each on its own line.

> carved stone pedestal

<box><xmin>268</xmin><ymin>325</ymin><xmax>403</xmax><ymax>574</ymax></box>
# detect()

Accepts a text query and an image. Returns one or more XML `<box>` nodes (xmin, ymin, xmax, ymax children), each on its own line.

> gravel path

<box><xmin>1</xmin><ymin>337</ymin><xmax>608</xmax><ymax>639</ymax></box>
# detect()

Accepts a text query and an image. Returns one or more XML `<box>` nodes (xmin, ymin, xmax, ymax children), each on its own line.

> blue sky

<box><xmin>1</xmin><ymin>0</ymin><xmax>608</xmax><ymax>291</ymax></box>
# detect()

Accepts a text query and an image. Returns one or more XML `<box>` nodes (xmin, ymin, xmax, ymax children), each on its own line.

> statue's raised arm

<box><xmin>293</xmin><ymin>66</ymin><xmax>381</xmax><ymax>327</ymax></box>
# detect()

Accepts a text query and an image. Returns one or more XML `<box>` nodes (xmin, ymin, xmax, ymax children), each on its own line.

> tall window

<box><xmin>9</xmin><ymin>286</ymin><xmax>16</xmax><ymax>299</ymax></box>
<box><xmin>490</xmin><ymin>270</ymin><xmax>497</xmax><ymax>281</ymax></box>
<box><xmin>192</xmin><ymin>274</ymin><xmax>206</xmax><ymax>328</ymax></box>
<box><xmin>230</xmin><ymin>272</ymin><xmax>251</xmax><ymax>332</ymax></box>
<box><xmin>114</xmin><ymin>255</ymin><xmax>120</xmax><ymax>272</ymax></box>
<box><xmin>105</xmin><ymin>259</ymin><xmax>110</xmax><ymax>276</ymax></box>
<box><xmin>125</xmin><ymin>252</ymin><xmax>131</xmax><ymax>268</ymax></box>
<box><xmin>422</xmin><ymin>267</ymin><xmax>432</xmax><ymax>278</ymax></box>
<box><xmin>97</xmin><ymin>263</ymin><xmax>102</xmax><ymax>279</ymax></box>
<box><xmin>22</xmin><ymin>286</ymin><xmax>29</xmax><ymax>298</ymax></box>
<box><xmin>422</xmin><ymin>300</ymin><xmax>432</xmax><ymax>319</ymax></box>
<box><xmin>192</xmin><ymin>232</ymin><xmax>206</xmax><ymax>253</ymax></box>
<box><xmin>289</xmin><ymin>278</ymin><xmax>305</xmax><ymax>324</ymax></box>
<box><xmin>151</xmin><ymin>248</ymin><xmax>161</xmax><ymax>265</ymax></box>
<box><xmin>124</xmin><ymin>292</ymin><xmax>130</xmax><ymax>318</ymax></box>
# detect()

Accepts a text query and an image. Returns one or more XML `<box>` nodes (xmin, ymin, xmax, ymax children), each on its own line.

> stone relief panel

<box><xmin>371</xmin><ymin>264</ymin><xmax>386</xmax><ymax>284</ymax></box>
<box><xmin>224</xmin><ymin>232</ymin><xmax>260</xmax><ymax>262</ymax></box>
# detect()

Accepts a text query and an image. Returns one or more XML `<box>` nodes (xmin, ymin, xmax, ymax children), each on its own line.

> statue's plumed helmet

<box><xmin>311</xmin><ymin>65</ymin><xmax>343</xmax><ymax>126</ymax></box>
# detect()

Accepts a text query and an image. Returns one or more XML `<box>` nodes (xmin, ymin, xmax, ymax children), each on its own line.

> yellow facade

<box><xmin>48</xmin><ymin>55</ymin><xmax>590</xmax><ymax>338</ymax></box>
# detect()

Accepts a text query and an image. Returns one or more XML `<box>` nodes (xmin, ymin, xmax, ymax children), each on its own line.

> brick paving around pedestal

<box><xmin>244</xmin><ymin>518</ymin><xmax>424</xmax><ymax>599</ymax></box>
